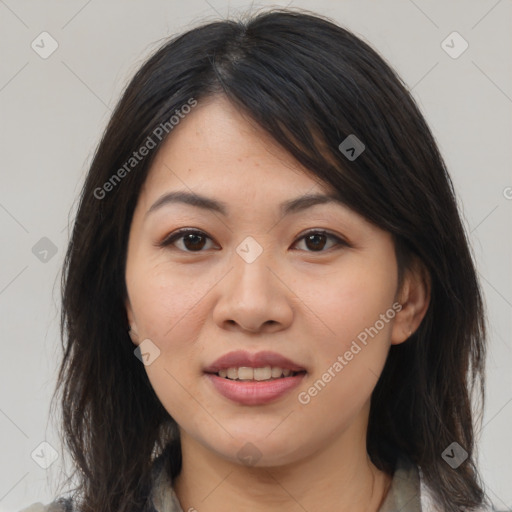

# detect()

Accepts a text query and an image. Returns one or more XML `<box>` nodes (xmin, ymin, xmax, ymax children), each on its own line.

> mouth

<box><xmin>204</xmin><ymin>370</ymin><xmax>307</xmax><ymax>406</ymax></box>
<box><xmin>203</xmin><ymin>350</ymin><xmax>308</xmax><ymax>405</ymax></box>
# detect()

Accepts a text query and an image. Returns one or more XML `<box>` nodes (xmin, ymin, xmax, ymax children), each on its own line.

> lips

<box><xmin>203</xmin><ymin>350</ymin><xmax>307</xmax><ymax>374</ymax></box>
<box><xmin>205</xmin><ymin>372</ymin><xmax>306</xmax><ymax>405</ymax></box>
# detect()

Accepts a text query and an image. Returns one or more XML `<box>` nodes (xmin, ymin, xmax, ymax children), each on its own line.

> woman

<box><xmin>21</xmin><ymin>8</ymin><xmax>492</xmax><ymax>512</ymax></box>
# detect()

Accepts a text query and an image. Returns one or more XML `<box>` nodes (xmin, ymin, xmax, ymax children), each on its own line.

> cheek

<box><xmin>126</xmin><ymin>264</ymin><xmax>212</xmax><ymax>416</ymax></box>
<box><xmin>128</xmin><ymin>259</ymin><xmax>211</xmax><ymax>337</ymax></box>
<box><xmin>296</xmin><ymin>261</ymin><xmax>397</xmax><ymax>347</ymax></box>
<box><xmin>294</xmin><ymin>262</ymin><xmax>396</xmax><ymax>406</ymax></box>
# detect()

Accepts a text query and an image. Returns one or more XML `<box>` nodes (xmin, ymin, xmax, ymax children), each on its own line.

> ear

<box><xmin>125</xmin><ymin>298</ymin><xmax>140</xmax><ymax>346</ymax></box>
<box><xmin>391</xmin><ymin>257</ymin><xmax>431</xmax><ymax>345</ymax></box>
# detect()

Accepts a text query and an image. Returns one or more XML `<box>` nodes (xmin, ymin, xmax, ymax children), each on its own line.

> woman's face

<box><xmin>125</xmin><ymin>95</ymin><xmax>414</xmax><ymax>467</ymax></box>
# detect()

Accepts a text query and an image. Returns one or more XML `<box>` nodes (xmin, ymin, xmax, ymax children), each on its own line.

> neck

<box><xmin>173</xmin><ymin>416</ymin><xmax>392</xmax><ymax>512</ymax></box>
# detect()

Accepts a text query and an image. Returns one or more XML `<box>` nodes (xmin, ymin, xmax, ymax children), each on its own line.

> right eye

<box><xmin>157</xmin><ymin>229</ymin><xmax>219</xmax><ymax>252</ymax></box>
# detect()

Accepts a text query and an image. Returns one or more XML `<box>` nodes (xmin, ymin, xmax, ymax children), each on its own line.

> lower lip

<box><xmin>205</xmin><ymin>372</ymin><xmax>306</xmax><ymax>405</ymax></box>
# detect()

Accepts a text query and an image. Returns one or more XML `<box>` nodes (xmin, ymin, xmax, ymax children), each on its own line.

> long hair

<box><xmin>53</xmin><ymin>8</ymin><xmax>488</xmax><ymax>511</ymax></box>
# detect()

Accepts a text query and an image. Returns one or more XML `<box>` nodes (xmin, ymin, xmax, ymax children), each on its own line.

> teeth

<box><xmin>253</xmin><ymin>367</ymin><xmax>271</xmax><ymax>380</ymax></box>
<box><xmin>227</xmin><ymin>368</ymin><xmax>238</xmax><ymax>379</ymax></box>
<box><xmin>216</xmin><ymin>366</ymin><xmax>300</xmax><ymax>381</ymax></box>
<box><xmin>271</xmin><ymin>366</ymin><xmax>283</xmax><ymax>378</ymax></box>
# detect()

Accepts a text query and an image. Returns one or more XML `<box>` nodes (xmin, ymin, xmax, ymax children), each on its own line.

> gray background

<box><xmin>0</xmin><ymin>0</ymin><xmax>511</xmax><ymax>510</ymax></box>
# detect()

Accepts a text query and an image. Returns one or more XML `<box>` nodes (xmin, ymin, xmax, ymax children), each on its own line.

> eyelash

<box><xmin>157</xmin><ymin>228</ymin><xmax>348</xmax><ymax>254</ymax></box>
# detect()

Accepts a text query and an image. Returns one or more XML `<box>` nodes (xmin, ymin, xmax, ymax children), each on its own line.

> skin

<box><xmin>125</xmin><ymin>95</ymin><xmax>430</xmax><ymax>512</ymax></box>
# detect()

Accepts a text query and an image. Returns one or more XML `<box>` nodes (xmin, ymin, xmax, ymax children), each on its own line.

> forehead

<box><xmin>140</xmin><ymin>96</ymin><xmax>333</xmax><ymax>203</ymax></box>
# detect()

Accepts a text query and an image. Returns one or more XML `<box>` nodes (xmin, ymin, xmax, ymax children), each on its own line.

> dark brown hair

<box><xmin>53</xmin><ymin>8</ymin><xmax>489</xmax><ymax>512</ymax></box>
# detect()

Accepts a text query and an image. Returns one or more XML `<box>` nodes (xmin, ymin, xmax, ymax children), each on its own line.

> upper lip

<box><xmin>203</xmin><ymin>350</ymin><xmax>307</xmax><ymax>373</ymax></box>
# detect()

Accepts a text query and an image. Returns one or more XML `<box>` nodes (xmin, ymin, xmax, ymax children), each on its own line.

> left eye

<box><xmin>158</xmin><ymin>229</ymin><xmax>346</xmax><ymax>253</ymax></box>
<box><xmin>293</xmin><ymin>230</ymin><xmax>346</xmax><ymax>252</ymax></box>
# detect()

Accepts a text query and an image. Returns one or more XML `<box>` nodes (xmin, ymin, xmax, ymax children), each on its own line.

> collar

<box><xmin>378</xmin><ymin>456</ymin><xmax>422</xmax><ymax>511</ymax></box>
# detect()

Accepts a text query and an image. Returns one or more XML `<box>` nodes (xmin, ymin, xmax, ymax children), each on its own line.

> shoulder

<box><xmin>18</xmin><ymin>447</ymin><xmax>177</xmax><ymax>512</ymax></box>
<box><xmin>19</xmin><ymin>498</ymin><xmax>74</xmax><ymax>512</ymax></box>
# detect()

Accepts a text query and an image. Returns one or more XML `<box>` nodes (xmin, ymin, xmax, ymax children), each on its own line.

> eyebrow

<box><xmin>145</xmin><ymin>190</ymin><xmax>346</xmax><ymax>218</ymax></box>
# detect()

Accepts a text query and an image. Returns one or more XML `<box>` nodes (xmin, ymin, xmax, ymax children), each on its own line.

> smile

<box><xmin>205</xmin><ymin>370</ymin><xmax>307</xmax><ymax>405</ymax></box>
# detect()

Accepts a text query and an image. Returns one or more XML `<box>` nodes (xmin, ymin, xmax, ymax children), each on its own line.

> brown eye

<box><xmin>158</xmin><ymin>228</ymin><xmax>347</xmax><ymax>254</ymax></box>
<box><xmin>180</xmin><ymin>232</ymin><xmax>207</xmax><ymax>251</ymax></box>
<box><xmin>159</xmin><ymin>229</ymin><xmax>216</xmax><ymax>252</ymax></box>
<box><xmin>293</xmin><ymin>230</ymin><xmax>346</xmax><ymax>252</ymax></box>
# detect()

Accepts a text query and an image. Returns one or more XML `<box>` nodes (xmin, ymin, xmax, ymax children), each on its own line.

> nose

<box><xmin>212</xmin><ymin>245</ymin><xmax>294</xmax><ymax>334</ymax></box>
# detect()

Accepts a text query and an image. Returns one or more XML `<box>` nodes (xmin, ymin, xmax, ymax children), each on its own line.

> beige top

<box><xmin>20</xmin><ymin>455</ymin><xmax>494</xmax><ymax>512</ymax></box>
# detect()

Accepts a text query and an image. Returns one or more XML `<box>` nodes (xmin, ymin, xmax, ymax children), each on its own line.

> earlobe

<box><xmin>128</xmin><ymin>328</ymin><xmax>140</xmax><ymax>345</ymax></box>
<box><xmin>125</xmin><ymin>300</ymin><xmax>140</xmax><ymax>345</ymax></box>
<box><xmin>391</xmin><ymin>258</ymin><xmax>431</xmax><ymax>345</ymax></box>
